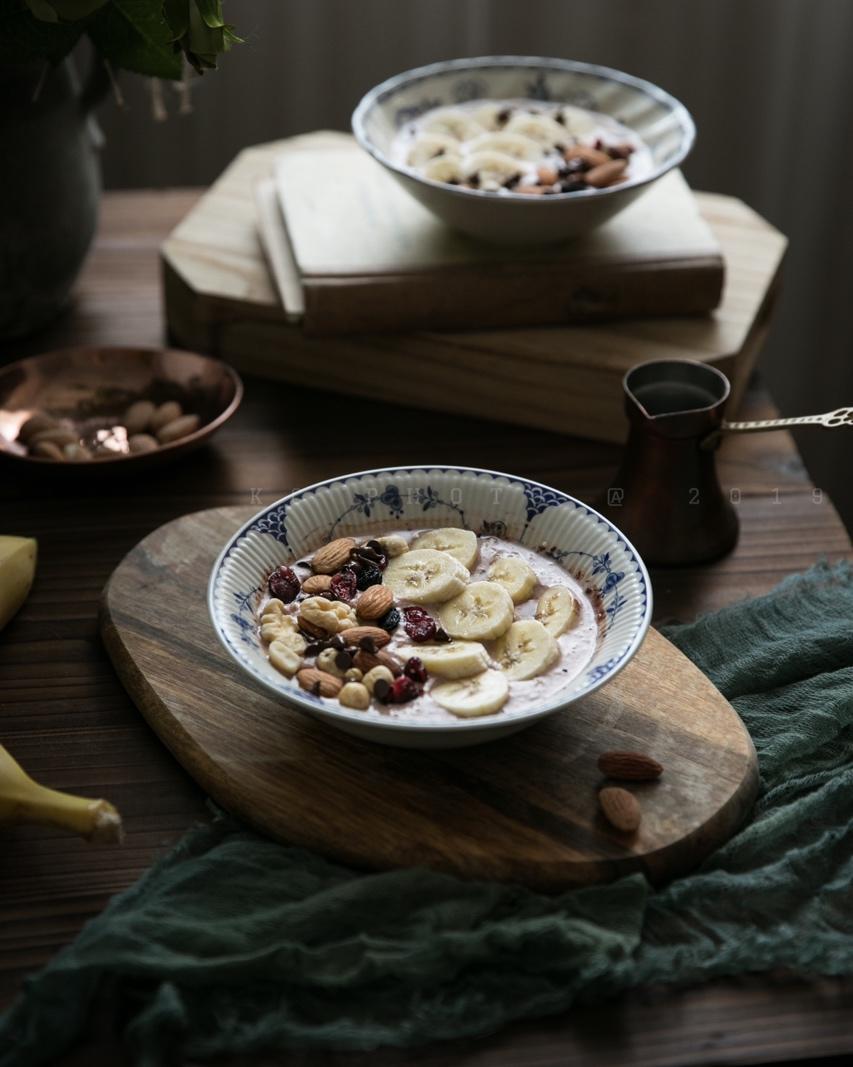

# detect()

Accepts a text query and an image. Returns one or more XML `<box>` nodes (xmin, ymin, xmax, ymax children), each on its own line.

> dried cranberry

<box><xmin>403</xmin><ymin>606</ymin><xmax>437</xmax><ymax>643</ymax></box>
<box><xmin>329</xmin><ymin>571</ymin><xmax>357</xmax><ymax>602</ymax></box>
<box><xmin>403</xmin><ymin>657</ymin><xmax>428</xmax><ymax>685</ymax></box>
<box><xmin>386</xmin><ymin>676</ymin><xmax>420</xmax><ymax>704</ymax></box>
<box><xmin>378</xmin><ymin>606</ymin><xmax>401</xmax><ymax>633</ymax></box>
<box><xmin>268</xmin><ymin>565</ymin><xmax>299</xmax><ymax>603</ymax></box>
<box><xmin>356</xmin><ymin>564</ymin><xmax>383</xmax><ymax>590</ymax></box>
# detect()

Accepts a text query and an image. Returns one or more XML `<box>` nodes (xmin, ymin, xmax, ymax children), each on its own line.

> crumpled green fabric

<box><xmin>2</xmin><ymin>561</ymin><xmax>853</xmax><ymax>1067</ymax></box>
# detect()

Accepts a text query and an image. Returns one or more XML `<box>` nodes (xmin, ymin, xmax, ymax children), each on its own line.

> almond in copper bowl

<box><xmin>0</xmin><ymin>345</ymin><xmax>242</xmax><ymax>474</ymax></box>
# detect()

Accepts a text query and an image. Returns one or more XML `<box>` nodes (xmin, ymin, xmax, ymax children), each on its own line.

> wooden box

<box><xmin>162</xmin><ymin>134</ymin><xmax>787</xmax><ymax>444</ymax></box>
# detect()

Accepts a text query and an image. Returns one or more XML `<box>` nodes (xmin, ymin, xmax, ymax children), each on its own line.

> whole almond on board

<box><xmin>356</xmin><ymin>585</ymin><xmax>394</xmax><ymax>621</ymax></box>
<box><xmin>599</xmin><ymin>787</ymin><xmax>641</xmax><ymax>833</ymax></box>
<box><xmin>296</xmin><ymin>667</ymin><xmax>343</xmax><ymax>698</ymax></box>
<box><xmin>584</xmin><ymin>159</ymin><xmax>628</xmax><ymax>188</ymax></box>
<box><xmin>597</xmin><ymin>751</ymin><xmax>663</xmax><ymax>781</ymax></box>
<box><xmin>340</xmin><ymin>625</ymin><xmax>391</xmax><ymax>648</ymax></box>
<box><xmin>302</xmin><ymin>574</ymin><xmax>332</xmax><ymax>595</ymax></box>
<box><xmin>311</xmin><ymin>537</ymin><xmax>356</xmax><ymax>574</ymax></box>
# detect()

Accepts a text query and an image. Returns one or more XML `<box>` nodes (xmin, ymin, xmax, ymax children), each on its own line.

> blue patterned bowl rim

<box><xmin>207</xmin><ymin>465</ymin><xmax>654</xmax><ymax>735</ymax></box>
<box><xmin>351</xmin><ymin>55</ymin><xmax>695</xmax><ymax>204</ymax></box>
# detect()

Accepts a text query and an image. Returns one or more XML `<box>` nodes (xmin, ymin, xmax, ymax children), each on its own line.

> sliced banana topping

<box><xmin>406</xmin><ymin>132</ymin><xmax>459</xmax><ymax>167</ymax></box>
<box><xmin>398</xmin><ymin>640</ymin><xmax>490</xmax><ymax>679</ymax></box>
<box><xmin>466</xmin><ymin>131</ymin><xmax>543</xmax><ymax>161</ymax></box>
<box><xmin>536</xmin><ymin>586</ymin><xmax>580</xmax><ymax>637</ymax></box>
<box><xmin>420</xmin><ymin>108</ymin><xmax>484</xmax><ymax>141</ymax></box>
<box><xmin>422</xmin><ymin>154</ymin><xmax>464</xmax><ymax>183</ymax></box>
<box><xmin>560</xmin><ymin>105</ymin><xmax>598</xmax><ymax>136</ymax></box>
<box><xmin>383</xmin><ymin>548</ymin><xmax>468</xmax><ymax>605</ymax></box>
<box><xmin>410</xmin><ymin>527</ymin><xmax>479</xmax><ymax>570</ymax></box>
<box><xmin>487</xmin><ymin>556</ymin><xmax>538</xmax><ymax>604</ymax></box>
<box><xmin>432</xmin><ymin>669</ymin><xmax>509</xmax><ymax>718</ymax></box>
<box><xmin>461</xmin><ymin>150</ymin><xmax>522</xmax><ymax>184</ymax></box>
<box><xmin>504</xmin><ymin>112</ymin><xmax>568</xmax><ymax>147</ymax></box>
<box><xmin>437</xmin><ymin>581</ymin><xmax>514</xmax><ymax>641</ymax></box>
<box><xmin>493</xmin><ymin>619</ymin><xmax>560</xmax><ymax>680</ymax></box>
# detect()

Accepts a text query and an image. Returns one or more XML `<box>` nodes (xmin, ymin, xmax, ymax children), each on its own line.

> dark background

<box><xmin>91</xmin><ymin>0</ymin><xmax>853</xmax><ymax>532</ymax></box>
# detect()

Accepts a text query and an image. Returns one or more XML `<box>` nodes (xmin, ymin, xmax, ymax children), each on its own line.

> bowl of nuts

<box><xmin>209</xmin><ymin>466</ymin><xmax>652</xmax><ymax>749</ymax></box>
<box><xmin>352</xmin><ymin>55</ymin><xmax>694</xmax><ymax>244</ymax></box>
<box><xmin>0</xmin><ymin>345</ymin><xmax>242</xmax><ymax>472</ymax></box>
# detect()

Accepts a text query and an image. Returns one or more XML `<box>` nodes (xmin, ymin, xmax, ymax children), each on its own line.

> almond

<box><xmin>597</xmin><ymin>751</ymin><xmax>663</xmax><ymax>781</ymax></box>
<box><xmin>296</xmin><ymin>667</ymin><xmax>343</xmax><ymax>698</ymax></box>
<box><xmin>311</xmin><ymin>537</ymin><xmax>356</xmax><ymax>574</ymax></box>
<box><xmin>298</xmin><ymin>617</ymin><xmax>327</xmax><ymax>640</ymax></box>
<box><xmin>565</xmin><ymin>144</ymin><xmax>611</xmax><ymax>168</ymax></box>
<box><xmin>537</xmin><ymin>164</ymin><xmax>559</xmax><ymax>186</ymax></box>
<box><xmin>339</xmin><ymin>625</ymin><xmax>391</xmax><ymax>649</ymax></box>
<box><xmin>353</xmin><ymin>648</ymin><xmax>402</xmax><ymax>676</ymax></box>
<box><xmin>356</xmin><ymin>585</ymin><xmax>394</xmax><ymax>621</ymax></box>
<box><xmin>584</xmin><ymin>159</ymin><xmax>628</xmax><ymax>188</ymax></box>
<box><xmin>599</xmin><ymin>787</ymin><xmax>641</xmax><ymax>833</ymax></box>
<box><xmin>302</xmin><ymin>574</ymin><xmax>332</xmax><ymax>595</ymax></box>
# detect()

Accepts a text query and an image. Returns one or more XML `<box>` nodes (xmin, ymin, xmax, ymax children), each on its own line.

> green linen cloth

<box><xmin>3</xmin><ymin>561</ymin><xmax>853</xmax><ymax>1067</ymax></box>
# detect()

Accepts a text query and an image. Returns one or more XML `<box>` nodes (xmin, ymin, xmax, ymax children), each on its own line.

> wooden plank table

<box><xmin>1</xmin><ymin>190</ymin><xmax>851</xmax><ymax>1067</ymax></box>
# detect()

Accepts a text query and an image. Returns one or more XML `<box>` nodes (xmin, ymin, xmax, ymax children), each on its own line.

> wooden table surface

<box><xmin>1</xmin><ymin>190</ymin><xmax>851</xmax><ymax>1066</ymax></box>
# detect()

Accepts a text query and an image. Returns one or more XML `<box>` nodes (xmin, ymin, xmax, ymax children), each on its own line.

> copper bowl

<box><xmin>0</xmin><ymin>346</ymin><xmax>243</xmax><ymax>474</ymax></box>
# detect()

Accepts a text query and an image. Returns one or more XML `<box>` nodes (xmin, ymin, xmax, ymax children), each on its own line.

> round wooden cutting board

<box><xmin>100</xmin><ymin>506</ymin><xmax>759</xmax><ymax>890</ymax></box>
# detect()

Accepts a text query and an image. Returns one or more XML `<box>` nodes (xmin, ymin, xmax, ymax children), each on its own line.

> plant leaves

<box><xmin>88</xmin><ymin>0</ymin><xmax>182</xmax><ymax>79</ymax></box>
<box><xmin>162</xmin><ymin>0</ymin><xmax>188</xmax><ymax>39</ymax></box>
<box><xmin>25</xmin><ymin>0</ymin><xmax>59</xmax><ymax>22</ymax></box>
<box><xmin>0</xmin><ymin>5</ymin><xmax>82</xmax><ymax>63</ymax></box>
<box><xmin>50</xmin><ymin>0</ymin><xmax>109</xmax><ymax>18</ymax></box>
<box><xmin>194</xmin><ymin>0</ymin><xmax>224</xmax><ymax>30</ymax></box>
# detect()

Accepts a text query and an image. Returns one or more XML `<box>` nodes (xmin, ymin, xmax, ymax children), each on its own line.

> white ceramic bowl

<box><xmin>352</xmin><ymin>55</ymin><xmax>694</xmax><ymax>245</ymax></box>
<box><xmin>209</xmin><ymin>467</ymin><xmax>652</xmax><ymax>749</ymax></box>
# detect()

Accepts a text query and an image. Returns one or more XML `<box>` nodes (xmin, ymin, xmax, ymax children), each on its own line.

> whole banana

<box><xmin>0</xmin><ymin>744</ymin><xmax>123</xmax><ymax>843</ymax></box>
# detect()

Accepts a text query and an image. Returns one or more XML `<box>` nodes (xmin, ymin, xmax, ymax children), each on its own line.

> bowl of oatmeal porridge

<box><xmin>352</xmin><ymin>56</ymin><xmax>694</xmax><ymax>244</ymax></box>
<box><xmin>209</xmin><ymin>466</ymin><xmax>652</xmax><ymax>749</ymax></box>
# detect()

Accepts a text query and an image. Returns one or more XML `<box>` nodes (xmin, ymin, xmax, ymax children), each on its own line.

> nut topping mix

<box><xmin>259</xmin><ymin>528</ymin><xmax>599</xmax><ymax>722</ymax></box>
<box><xmin>393</xmin><ymin>98</ymin><xmax>652</xmax><ymax>196</ymax></box>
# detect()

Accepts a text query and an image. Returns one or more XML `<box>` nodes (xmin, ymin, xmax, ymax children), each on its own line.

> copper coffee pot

<box><xmin>599</xmin><ymin>359</ymin><xmax>852</xmax><ymax>567</ymax></box>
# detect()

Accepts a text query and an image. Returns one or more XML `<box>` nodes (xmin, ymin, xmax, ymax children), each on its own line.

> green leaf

<box><xmin>194</xmin><ymin>0</ymin><xmax>224</xmax><ymax>30</ymax></box>
<box><xmin>88</xmin><ymin>0</ymin><xmax>182</xmax><ymax>79</ymax></box>
<box><xmin>163</xmin><ymin>0</ymin><xmax>188</xmax><ymax>39</ymax></box>
<box><xmin>50</xmin><ymin>0</ymin><xmax>109</xmax><ymax>18</ymax></box>
<box><xmin>0</xmin><ymin>7</ymin><xmax>82</xmax><ymax>62</ymax></box>
<box><xmin>25</xmin><ymin>0</ymin><xmax>59</xmax><ymax>22</ymax></box>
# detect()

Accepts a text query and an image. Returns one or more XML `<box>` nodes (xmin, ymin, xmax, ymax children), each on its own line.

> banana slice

<box><xmin>504</xmin><ymin>112</ymin><xmax>567</xmax><ymax>147</ymax></box>
<box><xmin>487</xmin><ymin>557</ymin><xmax>538</xmax><ymax>604</ymax></box>
<box><xmin>407</xmin><ymin>132</ymin><xmax>459</xmax><ymax>167</ymax></box>
<box><xmin>469</xmin><ymin>102</ymin><xmax>505</xmax><ymax>131</ymax></box>
<box><xmin>467</xmin><ymin>132</ymin><xmax>542</xmax><ymax>161</ymax></box>
<box><xmin>384</xmin><ymin>549</ymin><xmax>468</xmax><ymax>604</ymax></box>
<box><xmin>492</xmin><ymin>619</ymin><xmax>560</xmax><ymax>680</ymax></box>
<box><xmin>559</xmin><ymin>105</ymin><xmax>598</xmax><ymax>137</ymax></box>
<box><xmin>437</xmin><ymin>581</ymin><xmax>514</xmax><ymax>641</ymax></box>
<box><xmin>422</xmin><ymin>154</ymin><xmax>463</xmax><ymax>183</ymax></box>
<box><xmin>410</xmin><ymin>528</ymin><xmax>478</xmax><ymax>570</ymax></box>
<box><xmin>421</xmin><ymin>108</ymin><xmax>483</xmax><ymax>141</ymax></box>
<box><xmin>432</xmin><ymin>669</ymin><xmax>509</xmax><ymax>718</ymax></box>
<box><xmin>462</xmin><ymin>150</ymin><xmax>524</xmax><ymax>186</ymax></box>
<box><xmin>398</xmin><ymin>640</ymin><xmax>489</xmax><ymax>679</ymax></box>
<box><xmin>536</xmin><ymin>586</ymin><xmax>580</xmax><ymax>637</ymax></box>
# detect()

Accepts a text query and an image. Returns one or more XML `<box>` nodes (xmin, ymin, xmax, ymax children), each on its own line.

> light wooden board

<box><xmin>100</xmin><ymin>506</ymin><xmax>759</xmax><ymax>890</ymax></box>
<box><xmin>162</xmin><ymin>132</ymin><xmax>786</xmax><ymax>443</ymax></box>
